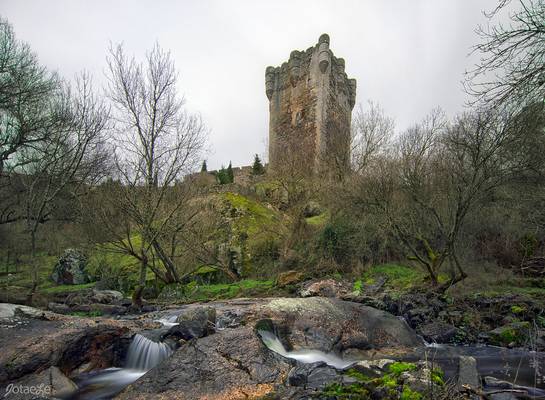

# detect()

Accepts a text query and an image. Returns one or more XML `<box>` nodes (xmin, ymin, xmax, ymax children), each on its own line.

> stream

<box><xmin>65</xmin><ymin>334</ymin><xmax>172</xmax><ymax>400</ymax></box>
<box><xmin>62</xmin><ymin>316</ymin><xmax>544</xmax><ymax>399</ymax></box>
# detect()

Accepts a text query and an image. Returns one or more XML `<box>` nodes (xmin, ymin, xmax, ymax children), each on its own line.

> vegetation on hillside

<box><xmin>1</xmin><ymin>0</ymin><xmax>545</xmax><ymax>310</ymax></box>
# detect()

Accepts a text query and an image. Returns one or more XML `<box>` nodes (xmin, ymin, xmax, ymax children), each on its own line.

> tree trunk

<box><xmin>26</xmin><ymin>230</ymin><xmax>38</xmax><ymax>305</ymax></box>
<box><xmin>132</xmin><ymin>257</ymin><xmax>148</xmax><ymax>309</ymax></box>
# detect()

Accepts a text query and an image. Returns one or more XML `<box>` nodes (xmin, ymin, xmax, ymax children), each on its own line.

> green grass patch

<box><xmin>159</xmin><ymin>279</ymin><xmax>275</xmax><ymax>302</ymax></box>
<box><xmin>305</xmin><ymin>211</ymin><xmax>329</xmax><ymax>227</ymax></box>
<box><xmin>41</xmin><ymin>282</ymin><xmax>96</xmax><ymax>294</ymax></box>
<box><xmin>0</xmin><ymin>253</ymin><xmax>58</xmax><ymax>289</ymax></box>
<box><xmin>222</xmin><ymin>192</ymin><xmax>282</xmax><ymax>236</ymax></box>
<box><xmin>388</xmin><ymin>362</ymin><xmax>417</xmax><ymax>376</ymax></box>
<box><xmin>362</xmin><ymin>263</ymin><xmax>424</xmax><ymax>290</ymax></box>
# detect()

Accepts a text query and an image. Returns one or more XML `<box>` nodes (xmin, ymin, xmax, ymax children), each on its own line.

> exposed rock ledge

<box><xmin>118</xmin><ymin>297</ymin><xmax>422</xmax><ymax>400</ymax></box>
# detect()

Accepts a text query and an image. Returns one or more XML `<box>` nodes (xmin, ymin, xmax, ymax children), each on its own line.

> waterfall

<box><xmin>257</xmin><ymin>329</ymin><xmax>356</xmax><ymax>369</ymax></box>
<box><xmin>126</xmin><ymin>333</ymin><xmax>173</xmax><ymax>370</ymax></box>
<box><xmin>68</xmin><ymin>333</ymin><xmax>174</xmax><ymax>399</ymax></box>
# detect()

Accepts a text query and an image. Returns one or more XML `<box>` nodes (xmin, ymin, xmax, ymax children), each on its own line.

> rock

<box><xmin>488</xmin><ymin>321</ymin><xmax>530</xmax><ymax>346</ymax></box>
<box><xmin>306</xmin><ymin>365</ymin><xmax>342</xmax><ymax>389</ymax></box>
<box><xmin>299</xmin><ymin>279</ymin><xmax>351</xmax><ymax>298</ymax></box>
<box><xmin>47</xmin><ymin>302</ymin><xmax>71</xmax><ymax>314</ymax></box>
<box><xmin>484</xmin><ymin>377</ymin><xmax>531</xmax><ymax>400</ymax></box>
<box><xmin>399</xmin><ymin>361</ymin><xmax>437</xmax><ymax>393</ymax></box>
<box><xmin>287</xmin><ymin>362</ymin><xmax>326</xmax><ymax>387</ymax></box>
<box><xmin>457</xmin><ymin>356</ymin><xmax>479</xmax><ymax>390</ymax></box>
<box><xmin>262</xmin><ymin>297</ymin><xmax>422</xmax><ymax>357</ymax></box>
<box><xmin>118</xmin><ymin>327</ymin><xmax>291</xmax><ymax>400</ymax></box>
<box><xmin>302</xmin><ymin>201</ymin><xmax>322</xmax><ymax>218</ymax></box>
<box><xmin>91</xmin><ymin>289</ymin><xmax>123</xmax><ymax>303</ymax></box>
<box><xmin>418</xmin><ymin>321</ymin><xmax>457</xmax><ymax>343</ymax></box>
<box><xmin>216</xmin><ymin>310</ymin><xmax>244</xmax><ymax>330</ymax></box>
<box><xmin>176</xmin><ymin>306</ymin><xmax>216</xmax><ymax>331</ymax></box>
<box><xmin>3</xmin><ymin>366</ymin><xmax>77</xmax><ymax>400</ymax></box>
<box><xmin>406</xmin><ymin>307</ymin><xmax>434</xmax><ymax>326</ymax></box>
<box><xmin>277</xmin><ymin>270</ymin><xmax>304</xmax><ymax>287</ymax></box>
<box><xmin>51</xmin><ymin>248</ymin><xmax>89</xmax><ymax>285</ymax></box>
<box><xmin>0</xmin><ymin>303</ymin><xmax>49</xmax><ymax>320</ymax></box>
<box><xmin>164</xmin><ymin>306</ymin><xmax>217</xmax><ymax>341</ymax></box>
<box><xmin>0</xmin><ymin>305</ymin><xmax>143</xmax><ymax>384</ymax></box>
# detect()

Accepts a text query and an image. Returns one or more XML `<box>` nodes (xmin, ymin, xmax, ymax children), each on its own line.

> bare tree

<box><xmin>468</xmin><ymin>0</ymin><xmax>545</xmax><ymax>108</ymax></box>
<box><xmin>17</xmin><ymin>73</ymin><xmax>110</xmax><ymax>294</ymax></box>
<box><xmin>352</xmin><ymin>106</ymin><xmax>533</xmax><ymax>289</ymax></box>
<box><xmin>0</xmin><ymin>18</ymin><xmax>60</xmax><ymax>175</ymax></box>
<box><xmin>351</xmin><ymin>101</ymin><xmax>395</xmax><ymax>173</ymax></box>
<box><xmin>101</xmin><ymin>43</ymin><xmax>206</xmax><ymax>307</ymax></box>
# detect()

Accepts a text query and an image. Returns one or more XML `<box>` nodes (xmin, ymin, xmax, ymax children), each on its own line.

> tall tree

<box><xmin>226</xmin><ymin>161</ymin><xmax>234</xmax><ymax>183</ymax></box>
<box><xmin>0</xmin><ymin>19</ymin><xmax>60</xmax><ymax>175</ymax></box>
<box><xmin>252</xmin><ymin>154</ymin><xmax>265</xmax><ymax>175</ymax></box>
<box><xmin>19</xmin><ymin>74</ymin><xmax>110</xmax><ymax>293</ymax></box>
<box><xmin>468</xmin><ymin>0</ymin><xmax>545</xmax><ymax>108</ymax></box>
<box><xmin>101</xmin><ymin>43</ymin><xmax>206</xmax><ymax>307</ymax></box>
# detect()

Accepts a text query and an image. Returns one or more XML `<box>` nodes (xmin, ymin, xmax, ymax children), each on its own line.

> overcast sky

<box><xmin>1</xmin><ymin>0</ymin><xmax>509</xmax><ymax>170</ymax></box>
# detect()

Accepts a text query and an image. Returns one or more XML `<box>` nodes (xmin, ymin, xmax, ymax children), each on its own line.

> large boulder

<box><xmin>3</xmin><ymin>366</ymin><xmax>77</xmax><ymax>400</ymax></box>
<box><xmin>118</xmin><ymin>327</ymin><xmax>291</xmax><ymax>400</ymax></box>
<box><xmin>119</xmin><ymin>298</ymin><xmax>422</xmax><ymax>399</ymax></box>
<box><xmin>260</xmin><ymin>297</ymin><xmax>423</xmax><ymax>358</ymax></box>
<box><xmin>163</xmin><ymin>306</ymin><xmax>216</xmax><ymax>342</ymax></box>
<box><xmin>0</xmin><ymin>303</ymin><xmax>149</xmax><ymax>385</ymax></box>
<box><xmin>51</xmin><ymin>249</ymin><xmax>89</xmax><ymax>285</ymax></box>
<box><xmin>418</xmin><ymin>321</ymin><xmax>457</xmax><ymax>343</ymax></box>
<box><xmin>277</xmin><ymin>270</ymin><xmax>304</xmax><ymax>287</ymax></box>
<box><xmin>299</xmin><ymin>279</ymin><xmax>351</xmax><ymax>298</ymax></box>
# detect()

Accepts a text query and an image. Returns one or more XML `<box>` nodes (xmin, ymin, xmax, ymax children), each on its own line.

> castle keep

<box><xmin>266</xmin><ymin>34</ymin><xmax>356</xmax><ymax>176</ymax></box>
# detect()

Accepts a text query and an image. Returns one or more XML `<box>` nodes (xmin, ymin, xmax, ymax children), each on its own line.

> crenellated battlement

<box><xmin>265</xmin><ymin>34</ymin><xmax>356</xmax><ymax>177</ymax></box>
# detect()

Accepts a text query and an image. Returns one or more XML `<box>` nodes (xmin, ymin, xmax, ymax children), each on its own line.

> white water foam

<box><xmin>258</xmin><ymin>329</ymin><xmax>356</xmax><ymax>369</ymax></box>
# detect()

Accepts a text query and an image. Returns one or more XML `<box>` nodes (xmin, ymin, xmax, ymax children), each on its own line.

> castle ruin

<box><xmin>266</xmin><ymin>34</ymin><xmax>356</xmax><ymax>177</ymax></box>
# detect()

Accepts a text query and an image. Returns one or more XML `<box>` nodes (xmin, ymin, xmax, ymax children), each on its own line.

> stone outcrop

<box><xmin>266</xmin><ymin>34</ymin><xmax>356</xmax><ymax>177</ymax></box>
<box><xmin>51</xmin><ymin>248</ymin><xmax>89</xmax><ymax>285</ymax></box>
<box><xmin>0</xmin><ymin>303</ymin><xmax>152</xmax><ymax>385</ymax></box>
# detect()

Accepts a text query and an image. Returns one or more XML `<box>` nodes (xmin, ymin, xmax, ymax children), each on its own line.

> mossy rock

<box><xmin>489</xmin><ymin>321</ymin><xmax>531</xmax><ymax>346</ymax></box>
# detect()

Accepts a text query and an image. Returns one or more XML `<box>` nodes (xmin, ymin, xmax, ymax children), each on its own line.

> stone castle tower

<box><xmin>265</xmin><ymin>34</ymin><xmax>356</xmax><ymax>176</ymax></box>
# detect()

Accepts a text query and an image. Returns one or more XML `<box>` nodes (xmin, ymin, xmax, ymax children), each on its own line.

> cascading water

<box><xmin>125</xmin><ymin>334</ymin><xmax>173</xmax><ymax>370</ymax></box>
<box><xmin>67</xmin><ymin>333</ymin><xmax>173</xmax><ymax>399</ymax></box>
<box><xmin>257</xmin><ymin>329</ymin><xmax>356</xmax><ymax>369</ymax></box>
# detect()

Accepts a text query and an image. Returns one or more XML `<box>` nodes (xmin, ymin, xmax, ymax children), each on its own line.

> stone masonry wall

<box><xmin>265</xmin><ymin>34</ymin><xmax>356</xmax><ymax>176</ymax></box>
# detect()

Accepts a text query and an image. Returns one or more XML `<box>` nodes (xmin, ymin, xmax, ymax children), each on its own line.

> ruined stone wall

<box><xmin>266</xmin><ymin>34</ymin><xmax>356</xmax><ymax>176</ymax></box>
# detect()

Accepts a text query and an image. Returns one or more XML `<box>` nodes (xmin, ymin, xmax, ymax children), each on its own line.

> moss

<box><xmin>353</xmin><ymin>279</ymin><xmax>363</xmax><ymax>294</ymax></box>
<box><xmin>489</xmin><ymin>321</ymin><xmax>531</xmax><ymax>346</ymax></box>
<box><xmin>322</xmin><ymin>382</ymin><xmax>370</xmax><ymax>399</ymax></box>
<box><xmin>323</xmin><ymin>363</ymin><xmax>434</xmax><ymax>400</ymax></box>
<box><xmin>220</xmin><ymin>192</ymin><xmax>287</xmax><ymax>276</ymax></box>
<box><xmin>362</xmin><ymin>264</ymin><xmax>423</xmax><ymax>290</ymax></box>
<box><xmin>430</xmin><ymin>368</ymin><xmax>445</xmax><ymax>386</ymax></box>
<box><xmin>305</xmin><ymin>211</ymin><xmax>329</xmax><ymax>227</ymax></box>
<box><xmin>222</xmin><ymin>192</ymin><xmax>282</xmax><ymax>236</ymax></box>
<box><xmin>388</xmin><ymin>362</ymin><xmax>417</xmax><ymax>376</ymax></box>
<box><xmin>401</xmin><ymin>386</ymin><xmax>423</xmax><ymax>400</ymax></box>
<box><xmin>510</xmin><ymin>305</ymin><xmax>526</xmax><ymax>314</ymax></box>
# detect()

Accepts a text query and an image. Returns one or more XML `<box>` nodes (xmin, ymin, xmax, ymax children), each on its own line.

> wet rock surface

<box><xmin>0</xmin><ymin>303</ymin><xmax>152</xmax><ymax>387</ymax></box>
<box><xmin>118</xmin><ymin>327</ymin><xmax>291</xmax><ymax>400</ymax></box>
